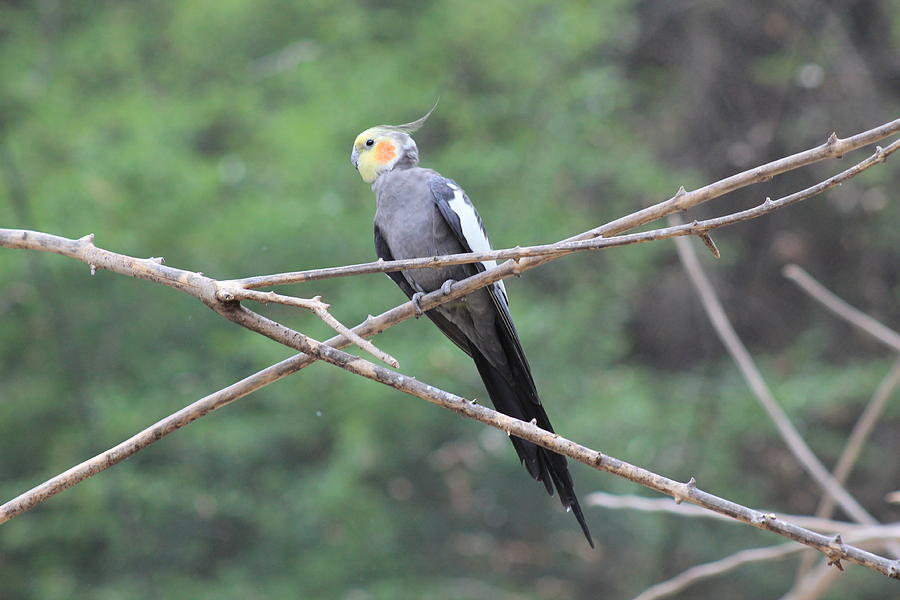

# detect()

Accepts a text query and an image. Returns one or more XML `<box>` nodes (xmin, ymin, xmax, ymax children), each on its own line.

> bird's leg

<box><xmin>440</xmin><ymin>279</ymin><xmax>457</xmax><ymax>295</ymax></box>
<box><xmin>411</xmin><ymin>292</ymin><xmax>426</xmax><ymax>317</ymax></box>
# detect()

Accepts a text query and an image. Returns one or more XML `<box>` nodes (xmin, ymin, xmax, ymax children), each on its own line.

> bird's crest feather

<box><xmin>379</xmin><ymin>99</ymin><xmax>439</xmax><ymax>134</ymax></box>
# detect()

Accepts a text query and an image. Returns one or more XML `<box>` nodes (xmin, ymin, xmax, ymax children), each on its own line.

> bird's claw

<box><xmin>411</xmin><ymin>292</ymin><xmax>426</xmax><ymax>317</ymax></box>
<box><xmin>441</xmin><ymin>279</ymin><xmax>457</xmax><ymax>295</ymax></box>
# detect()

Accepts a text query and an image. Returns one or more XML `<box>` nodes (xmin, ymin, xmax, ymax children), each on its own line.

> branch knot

<box><xmin>673</xmin><ymin>477</ymin><xmax>696</xmax><ymax>504</ymax></box>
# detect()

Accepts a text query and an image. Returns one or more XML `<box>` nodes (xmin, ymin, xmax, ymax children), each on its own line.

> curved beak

<box><xmin>350</xmin><ymin>147</ymin><xmax>360</xmax><ymax>170</ymax></box>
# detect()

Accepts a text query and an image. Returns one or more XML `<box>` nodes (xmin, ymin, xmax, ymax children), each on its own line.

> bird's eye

<box><xmin>365</xmin><ymin>139</ymin><xmax>375</xmax><ymax>147</ymax></box>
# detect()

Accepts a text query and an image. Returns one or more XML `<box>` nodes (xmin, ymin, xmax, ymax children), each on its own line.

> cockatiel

<box><xmin>350</xmin><ymin>107</ymin><xmax>593</xmax><ymax>547</ymax></box>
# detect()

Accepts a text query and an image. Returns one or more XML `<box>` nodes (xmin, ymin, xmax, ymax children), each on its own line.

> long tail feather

<box><xmin>470</xmin><ymin>348</ymin><xmax>594</xmax><ymax>547</ymax></box>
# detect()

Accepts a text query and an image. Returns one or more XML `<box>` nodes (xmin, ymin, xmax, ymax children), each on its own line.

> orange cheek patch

<box><xmin>374</xmin><ymin>140</ymin><xmax>397</xmax><ymax>163</ymax></box>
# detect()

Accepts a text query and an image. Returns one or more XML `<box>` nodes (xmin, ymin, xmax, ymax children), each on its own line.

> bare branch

<box><xmin>584</xmin><ymin>492</ymin><xmax>892</xmax><ymax>535</ymax></box>
<box><xmin>4</xmin><ymin>334</ymin><xmax>900</xmax><ymax>578</ymax></box>
<box><xmin>0</xmin><ymin>352</ymin><xmax>304</xmax><ymax>525</ymax></box>
<box><xmin>783</xmin><ymin>264</ymin><xmax>900</xmax><ymax>353</ymax></box>
<box><xmin>672</xmin><ymin>225</ymin><xmax>889</xmax><ymax>533</ymax></box>
<box><xmin>5</xmin><ymin>130</ymin><xmax>897</xmax><ymax>367</ymax></box>
<box><xmin>782</xmin><ymin>265</ymin><xmax>900</xmax><ymax>588</ymax></box>
<box><xmin>0</xmin><ymin>230</ymin><xmax>398</xmax><ymax>367</ymax></box>
<box><xmin>215</xmin><ymin>286</ymin><xmax>329</xmax><ymax>312</ymax></box>
<box><xmin>793</xmin><ymin>358</ymin><xmax>900</xmax><ymax>585</ymax></box>
<box><xmin>0</xmin><ymin>229</ymin><xmax>210</xmax><ymax>295</ymax></box>
<box><xmin>821</xmin><ymin>359</ymin><xmax>900</xmax><ymax>522</ymax></box>
<box><xmin>2</xmin><ymin>236</ymin><xmax>898</xmax><ymax>576</ymax></box>
<box><xmin>782</xmin><ymin>561</ymin><xmax>844</xmax><ymax>600</ymax></box>
<box><xmin>632</xmin><ymin>526</ymin><xmax>900</xmax><ymax>600</ymax></box>
<box><xmin>219</xmin><ymin>286</ymin><xmax>399</xmax><ymax>368</ymax></box>
<box><xmin>237</xmin><ymin>125</ymin><xmax>900</xmax><ymax>289</ymax></box>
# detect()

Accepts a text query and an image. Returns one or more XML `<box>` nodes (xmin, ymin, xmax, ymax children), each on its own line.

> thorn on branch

<box><xmin>673</xmin><ymin>476</ymin><xmax>697</xmax><ymax>504</ymax></box>
<box><xmin>148</xmin><ymin>256</ymin><xmax>166</xmax><ymax>264</ymax></box>
<box><xmin>753</xmin><ymin>512</ymin><xmax>777</xmax><ymax>526</ymax></box>
<box><xmin>89</xmin><ymin>264</ymin><xmax>97</xmax><ymax>276</ymax></box>
<box><xmin>889</xmin><ymin>562</ymin><xmax>900</xmax><ymax>579</ymax></box>
<box><xmin>78</xmin><ymin>233</ymin><xmax>95</xmax><ymax>245</ymax></box>
<box><xmin>826</xmin><ymin>131</ymin><xmax>838</xmax><ymax>146</ymax></box>
<box><xmin>529</xmin><ymin>418</ymin><xmax>537</xmax><ymax>426</ymax></box>
<box><xmin>826</xmin><ymin>534</ymin><xmax>846</xmax><ymax>571</ymax></box>
<box><xmin>752</xmin><ymin>168</ymin><xmax>773</xmax><ymax>182</ymax></box>
<box><xmin>674</xmin><ymin>185</ymin><xmax>688</xmax><ymax>210</ymax></box>
<box><xmin>698</xmin><ymin>232</ymin><xmax>721</xmax><ymax>259</ymax></box>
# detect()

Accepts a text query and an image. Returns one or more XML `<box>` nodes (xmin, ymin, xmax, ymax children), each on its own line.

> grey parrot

<box><xmin>350</xmin><ymin>108</ymin><xmax>593</xmax><ymax>547</ymax></box>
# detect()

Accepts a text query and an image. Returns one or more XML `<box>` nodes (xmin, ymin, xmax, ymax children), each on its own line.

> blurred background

<box><xmin>1</xmin><ymin>1</ymin><xmax>898</xmax><ymax>598</ymax></box>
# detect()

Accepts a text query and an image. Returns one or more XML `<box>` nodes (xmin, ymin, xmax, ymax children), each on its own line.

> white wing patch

<box><xmin>446</xmin><ymin>183</ymin><xmax>508</xmax><ymax>300</ymax></box>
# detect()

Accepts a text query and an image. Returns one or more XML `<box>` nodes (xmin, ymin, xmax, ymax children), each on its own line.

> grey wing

<box><xmin>375</xmin><ymin>225</ymin><xmax>416</xmax><ymax>298</ymax></box>
<box><xmin>375</xmin><ymin>223</ymin><xmax>473</xmax><ymax>356</ymax></box>
<box><xmin>429</xmin><ymin>176</ymin><xmax>540</xmax><ymax>404</ymax></box>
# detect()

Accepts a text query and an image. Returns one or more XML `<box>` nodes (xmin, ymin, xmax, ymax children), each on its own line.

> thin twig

<box><xmin>782</xmin><ymin>560</ymin><xmax>844</xmax><ymax>600</ymax></box>
<box><xmin>219</xmin><ymin>286</ymin><xmax>399</xmax><ymax>368</ymax></box>
<box><xmin>0</xmin><ymin>231</ymin><xmax>403</xmax><ymax>368</ymax></box>
<box><xmin>672</xmin><ymin>225</ymin><xmax>889</xmax><ymax>534</ymax></box>
<box><xmin>793</xmin><ymin>358</ymin><xmax>900</xmax><ymax>584</ymax></box>
<box><xmin>0</xmin><ymin>352</ymin><xmax>307</xmax><ymax>523</ymax></box>
<box><xmin>217</xmin><ymin>287</ymin><xmax>329</xmax><ymax>312</ymax></box>
<box><xmin>783</xmin><ymin>266</ymin><xmax>900</xmax><ymax>587</ymax></box>
<box><xmin>584</xmin><ymin>491</ymin><xmax>886</xmax><ymax>534</ymax></box>
<box><xmin>809</xmin><ymin>349</ymin><xmax>900</xmax><ymax>498</ymax></box>
<box><xmin>632</xmin><ymin>526</ymin><xmax>900</xmax><ymax>600</ymax></box>
<box><xmin>783</xmin><ymin>264</ymin><xmax>900</xmax><ymax>353</ymax></box>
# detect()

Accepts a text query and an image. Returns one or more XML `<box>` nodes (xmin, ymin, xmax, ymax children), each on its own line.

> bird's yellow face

<box><xmin>351</xmin><ymin>128</ymin><xmax>401</xmax><ymax>184</ymax></box>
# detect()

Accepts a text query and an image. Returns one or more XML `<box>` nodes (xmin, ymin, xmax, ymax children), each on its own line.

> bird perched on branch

<box><xmin>350</xmin><ymin>106</ymin><xmax>593</xmax><ymax>547</ymax></box>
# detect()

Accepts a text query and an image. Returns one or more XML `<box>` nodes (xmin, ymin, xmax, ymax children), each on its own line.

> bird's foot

<box><xmin>411</xmin><ymin>292</ymin><xmax>426</xmax><ymax>318</ymax></box>
<box><xmin>440</xmin><ymin>279</ymin><xmax>457</xmax><ymax>295</ymax></box>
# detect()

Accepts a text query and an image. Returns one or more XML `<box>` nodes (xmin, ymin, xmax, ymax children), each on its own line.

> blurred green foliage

<box><xmin>1</xmin><ymin>2</ymin><xmax>898</xmax><ymax>599</ymax></box>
